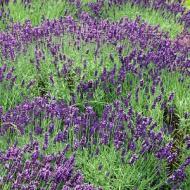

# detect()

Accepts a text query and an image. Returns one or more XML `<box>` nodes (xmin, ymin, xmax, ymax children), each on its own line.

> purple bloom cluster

<box><xmin>88</xmin><ymin>1</ymin><xmax>104</xmax><ymax>17</ymax></box>
<box><xmin>0</xmin><ymin>142</ymin><xmax>101</xmax><ymax>189</ymax></box>
<box><xmin>128</xmin><ymin>0</ymin><xmax>184</xmax><ymax>13</ymax></box>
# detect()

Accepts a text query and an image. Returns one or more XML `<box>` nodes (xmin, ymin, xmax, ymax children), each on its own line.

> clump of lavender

<box><xmin>88</xmin><ymin>1</ymin><xmax>104</xmax><ymax>17</ymax></box>
<box><xmin>0</xmin><ymin>142</ymin><xmax>101</xmax><ymax>189</ymax></box>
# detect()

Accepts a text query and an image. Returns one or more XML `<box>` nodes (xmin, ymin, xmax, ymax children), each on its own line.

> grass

<box><xmin>76</xmin><ymin>146</ymin><xmax>166</xmax><ymax>190</ymax></box>
<box><xmin>184</xmin><ymin>0</ymin><xmax>190</xmax><ymax>9</ymax></box>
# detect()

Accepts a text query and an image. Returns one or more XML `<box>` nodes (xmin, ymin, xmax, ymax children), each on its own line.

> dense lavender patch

<box><xmin>0</xmin><ymin>0</ymin><xmax>190</xmax><ymax>190</ymax></box>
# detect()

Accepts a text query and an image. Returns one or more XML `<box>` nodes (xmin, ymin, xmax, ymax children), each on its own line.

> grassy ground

<box><xmin>184</xmin><ymin>0</ymin><xmax>190</xmax><ymax>9</ymax></box>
